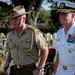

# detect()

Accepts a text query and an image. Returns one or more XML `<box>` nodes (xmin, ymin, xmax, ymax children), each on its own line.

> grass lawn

<box><xmin>0</xmin><ymin>50</ymin><xmax>6</xmax><ymax>74</ymax></box>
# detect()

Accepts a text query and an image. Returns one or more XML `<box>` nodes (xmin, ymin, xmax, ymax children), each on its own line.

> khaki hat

<box><xmin>11</xmin><ymin>5</ymin><xmax>31</xmax><ymax>18</ymax></box>
<box><xmin>57</xmin><ymin>1</ymin><xmax>75</xmax><ymax>13</ymax></box>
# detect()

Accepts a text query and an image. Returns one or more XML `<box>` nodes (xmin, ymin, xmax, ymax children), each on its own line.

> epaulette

<box><xmin>27</xmin><ymin>25</ymin><xmax>41</xmax><ymax>34</ymax></box>
<box><xmin>59</xmin><ymin>26</ymin><xmax>64</xmax><ymax>29</ymax></box>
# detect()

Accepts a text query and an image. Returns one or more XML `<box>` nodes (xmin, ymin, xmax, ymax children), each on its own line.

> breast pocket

<box><xmin>18</xmin><ymin>39</ymin><xmax>32</xmax><ymax>50</ymax></box>
<box><xmin>65</xmin><ymin>43</ymin><xmax>75</xmax><ymax>49</ymax></box>
<box><xmin>65</xmin><ymin>43</ymin><xmax>75</xmax><ymax>56</ymax></box>
<box><xmin>17</xmin><ymin>36</ymin><xmax>34</xmax><ymax>51</ymax></box>
<box><xmin>22</xmin><ymin>39</ymin><xmax>31</xmax><ymax>49</ymax></box>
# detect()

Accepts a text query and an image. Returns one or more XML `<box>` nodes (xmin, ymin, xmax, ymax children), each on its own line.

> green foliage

<box><xmin>50</xmin><ymin>9</ymin><xmax>61</xmax><ymax>30</ymax></box>
<box><xmin>0</xmin><ymin>6</ymin><xmax>10</xmax><ymax>24</ymax></box>
<box><xmin>0</xmin><ymin>50</ymin><xmax>3</xmax><ymax>57</ymax></box>
<box><xmin>43</xmin><ymin>0</ymin><xmax>62</xmax><ymax>31</ymax></box>
<box><xmin>37</xmin><ymin>7</ymin><xmax>51</xmax><ymax>24</ymax></box>
<box><xmin>2</xmin><ymin>35</ymin><xmax>6</xmax><ymax>39</ymax></box>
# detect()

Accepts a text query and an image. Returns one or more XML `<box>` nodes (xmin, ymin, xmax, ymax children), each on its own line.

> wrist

<box><xmin>37</xmin><ymin>65</ymin><xmax>44</xmax><ymax>70</ymax></box>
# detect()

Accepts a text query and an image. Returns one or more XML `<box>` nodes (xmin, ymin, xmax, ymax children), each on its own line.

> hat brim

<box><xmin>58</xmin><ymin>9</ymin><xmax>75</xmax><ymax>13</ymax></box>
<box><xmin>11</xmin><ymin>11</ymin><xmax>32</xmax><ymax>18</ymax></box>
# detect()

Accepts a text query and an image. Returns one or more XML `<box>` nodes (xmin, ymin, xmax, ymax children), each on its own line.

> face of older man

<box><xmin>59</xmin><ymin>12</ymin><xmax>75</xmax><ymax>27</ymax></box>
<box><xmin>11</xmin><ymin>15</ymin><xmax>26</xmax><ymax>29</ymax></box>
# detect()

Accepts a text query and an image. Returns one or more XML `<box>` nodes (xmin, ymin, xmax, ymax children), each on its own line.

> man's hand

<box><xmin>33</xmin><ymin>68</ymin><xmax>43</xmax><ymax>75</ymax></box>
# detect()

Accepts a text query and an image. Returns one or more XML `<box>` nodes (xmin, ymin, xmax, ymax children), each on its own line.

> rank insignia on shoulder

<box><xmin>67</xmin><ymin>35</ymin><xmax>75</xmax><ymax>43</ymax></box>
<box><xmin>27</xmin><ymin>25</ymin><xmax>41</xmax><ymax>34</ymax></box>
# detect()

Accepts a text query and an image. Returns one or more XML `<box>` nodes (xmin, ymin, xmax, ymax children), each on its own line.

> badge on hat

<box><xmin>59</xmin><ymin>2</ymin><xmax>65</xmax><ymax>9</ymax></box>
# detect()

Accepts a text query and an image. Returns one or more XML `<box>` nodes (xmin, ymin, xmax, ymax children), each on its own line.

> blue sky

<box><xmin>42</xmin><ymin>3</ymin><xmax>50</xmax><ymax>10</ymax></box>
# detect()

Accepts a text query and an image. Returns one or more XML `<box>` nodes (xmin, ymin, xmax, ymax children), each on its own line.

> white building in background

<box><xmin>45</xmin><ymin>32</ymin><xmax>50</xmax><ymax>41</ymax></box>
<box><xmin>53</xmin><ymin>32</ymin><xmax>57</xmax><ymax>40</ymax></box>
<box><xmin>53</xmin><ymin>32</ymin><xmax>57</xmax><ymax>47</ymax></box>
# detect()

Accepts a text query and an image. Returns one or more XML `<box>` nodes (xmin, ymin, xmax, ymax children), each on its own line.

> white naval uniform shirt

<box><xmin>54</xmin><ymin>22</ymin><xmax>75</xmax><ymax>75</ymax></box>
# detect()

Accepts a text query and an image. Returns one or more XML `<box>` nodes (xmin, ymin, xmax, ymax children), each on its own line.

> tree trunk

<box><xmin>11</xmin><ymin>0</ymin><xmax>44</xmax><ymax>26</ymax></box>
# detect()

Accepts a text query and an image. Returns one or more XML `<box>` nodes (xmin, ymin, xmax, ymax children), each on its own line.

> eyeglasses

<box><xmin>12</xmin><ymin>16</ymin><xmax>22</xmax><ymax>20</ymax></box>
<box><xmin>12</xmin><ymin>17</ymin><xmax>19</xmax><ymax>20</ymax></box>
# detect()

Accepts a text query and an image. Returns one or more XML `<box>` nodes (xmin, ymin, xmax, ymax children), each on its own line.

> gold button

<box><xmin>62</xmin><ymin>66</ymin><xmax>67</xmax><ymax>70</ymax></box>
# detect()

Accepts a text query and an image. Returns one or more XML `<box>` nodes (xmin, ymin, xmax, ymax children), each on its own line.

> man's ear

<box><xmin>23</xmin><ymin>17</ymin><xmax>26</xmax><ymax>22</ymax></box>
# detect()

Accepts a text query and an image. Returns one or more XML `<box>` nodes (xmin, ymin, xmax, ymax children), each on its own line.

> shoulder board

<box><xmin>27</xmin><ymin>25</ymin><xmax>41</xmax><ymax>34</ymax></box>
<box><xmin>59</xmin><ymin>26</ymin><xmax>64</xmax><ymax>29</ymax></box>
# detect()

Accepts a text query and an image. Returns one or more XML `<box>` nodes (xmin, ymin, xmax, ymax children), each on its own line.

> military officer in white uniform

<box><xmin>53</xmin><ymin>1</ymin><xmax>75</xmax><ymax>75</ymax></box>
<box><xmin>3</xmin><ymin>5</ymin><xmax>49</xmax><ymax>75</ymax></box>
